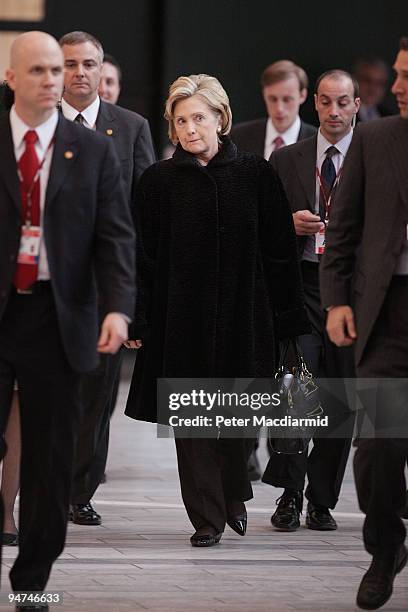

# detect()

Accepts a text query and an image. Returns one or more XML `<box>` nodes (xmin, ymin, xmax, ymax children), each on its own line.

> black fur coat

<box><xmin>126</xmin><ymin>137</ymin><xmax>309</xmax><ymax>422</ymax></box>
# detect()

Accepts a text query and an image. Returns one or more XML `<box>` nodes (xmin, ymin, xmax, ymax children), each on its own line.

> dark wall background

<box><xmin>161</xmin><ymin>0</ymin><xmax>406</xmax><ymax>144</ymax></box>
<box><xmin>1</xmin><ymin>0</ymin><xmax>407</xmax><ymax>151</ymax></box>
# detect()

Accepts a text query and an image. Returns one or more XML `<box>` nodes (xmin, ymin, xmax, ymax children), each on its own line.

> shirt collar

<box><xmin>317</xmin><ymin>128</ymin><xmax>353</xmax><ymax>161</ymax></box>
<box><xmin>266</xmin><ymin>115</ymin><xmax>301</xmax><ymax>147</ymax></box>
<box><xmin>9</xmin><ymin>106</ymin><xmax>58</xmax><ymax>153</ymax></box>
<box><xmin>60</xmin><ymin>95</ymin><xmax>100</xmax><ymax>128</ymax></box>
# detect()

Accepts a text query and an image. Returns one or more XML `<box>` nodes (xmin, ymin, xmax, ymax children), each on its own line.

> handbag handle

<box><xmin>276</xmin><ymin>338</ymin><xmax>312</xmax><ymax>378</ymax></box>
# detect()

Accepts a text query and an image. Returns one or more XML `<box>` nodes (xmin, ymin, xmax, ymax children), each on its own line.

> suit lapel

<box><xmin>293</xmin><ymin>136</ymin><xmax>317</xmax><ymax>211</ymax></box>
<box><xmin>95</xmin><ymin>100</ymin><xmax>116</xmax><ymax>137</ymax></box>
<box><xmin>387</xmin><ymin>118</ymin><xmax>408</xmax><ymax>209</ymax></box>
<box><xmin>45</xmin><ymin>115</ymin><xmax>79</xmax><ymax>207</ymax></box>
<box><xmin>0</xmin><ymin>114</ymin><xmax>21</xmax><ymax>213</ymax></box>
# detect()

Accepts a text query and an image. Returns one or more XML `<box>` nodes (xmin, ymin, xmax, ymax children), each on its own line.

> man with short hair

<box><xmin>59</xmin><ymin>30</ymin><xmax>155</xmax><ymax>527</ymax></box>
<box><xmin>231</xmin><ymin>59</ymin><xmax>316</xmax><ymax>159</ymax></box>
<box><xmin>232</xmin><ymin>60</ymin><xmax>317</xmax><ymax>481</ymax></box>
<box><xmin>0</xmin><ymin>31</ymin><xmax>135</xmax><ymax>605</ymax></box>
<box><xmin>99</xmin><ymin>53</ymin><xmax>122</xmax><ymax>104</ymax></box>
<box><xmin>353</xmin><ymin>57</ymin><xmax>395</xmax><ymax>121</ymax></box>
<box><xmin>321</xmin><ymin>38</ymin><xmax>408</xmax><ymax>610</ymax></box>
<box><xmin>263</xmin><ymin>70</ymin><xmax>360</xmax><ymax>533</ymax></box>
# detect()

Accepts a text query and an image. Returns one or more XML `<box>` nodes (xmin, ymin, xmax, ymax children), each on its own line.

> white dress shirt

<box><xmin>60</xmin><ymin>95</ymin><xmax>100</xmax><ymax>129</ymax></box>
<box><xmin>264</xmin><ymin>115</ymin><xmax>301</xmax><ymax>160</ymax></box>
<box><xmin>10</xmin><ymin>106</ymin><xmax>59</xmax><ymax>280</ymax></box>
<box><xmin>302</xmin><ymin>128</ymin><xmax>353</xmax><ymax>263</ymax></box>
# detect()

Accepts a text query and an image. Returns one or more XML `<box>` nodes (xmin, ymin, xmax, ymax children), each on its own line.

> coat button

<box><xmin>10</xmin><ymin>254</ymin><xmax>15</xmax><ymax>262</ymax></box>
<box><xmin>1</xmin><ymin>290</ymin><xmax>6</xmax><ymax>299</ymax></box>
<box><xmin>219</xmin><ymin>226</ymin><xmax>226</xmax><ymax>233</ymax></box>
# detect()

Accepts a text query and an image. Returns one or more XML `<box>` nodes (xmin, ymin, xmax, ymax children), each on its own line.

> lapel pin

<box><xmin>106</xmin><ymin>128</ymin><xmax>113</xmax><ymax>136</ymax></box>
<box><xmin>64</xmin><ymin>150</ymin><xmax>74</xmax><ymax>159</ymax></box>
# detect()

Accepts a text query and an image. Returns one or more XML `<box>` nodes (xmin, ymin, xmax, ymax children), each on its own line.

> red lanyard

<box><xmin>315</xmin><ymin>164</ymin><xmax>343</xmax><ymax>221</ymax></box>
<box><xmin>17</xmin><ymin>135</ymin><xmax>55</xmax><ymax>227</ymax></box>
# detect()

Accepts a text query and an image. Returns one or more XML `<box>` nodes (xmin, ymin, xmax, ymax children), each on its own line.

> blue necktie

<box><xmin>319</xmin><ymin>146</ymin><xmax>338</xmax><ymax>221</ymax></box>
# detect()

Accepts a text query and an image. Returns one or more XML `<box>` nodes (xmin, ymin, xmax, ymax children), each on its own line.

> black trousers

<box><xmin>263</xmin><ymin>261</ymin><xmax>355</xmax><ymax>508</ymax></box>
<box><xmin>356</xmin><ymin>276</ymin><xmax>408</xmax><ymax>555</ymax></box>
<box><xmin>0</xmin><ymin>287</ymin><xmax>80</xmax><ymax>591</ymax></box>
<box><xmin>70</xmin><ymin>350</ymin><xmax>123</xmax><ymax>504</ymax></box>
<box><xmin>175</xmin><ymin>438</ymin><xmax>254</xmax><ymax>533</ymax></box>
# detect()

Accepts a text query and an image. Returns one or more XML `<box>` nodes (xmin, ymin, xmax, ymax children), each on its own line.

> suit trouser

<box><xmin>0</xmin><ymin>287</ymin><xmax>80</xmax><ymax>591</ymax></box>
<box><xmin>263</xmin><ymin>261</ymin><xmax>355</xmax><ymax>508</ymax></box>
<box><xmin>175</xmin><ymin>438</ymin><xmax>254</xmax><ymax>533</ymax></box>
<box><xmin>70</xmin><ymin>350</ymin><xmax>123</xmax><ymax>504</ymax></box>
<box><xmin>355</xmin><ymin>276</ymin><xmax>408</xmax><ymax>555</ymax></box>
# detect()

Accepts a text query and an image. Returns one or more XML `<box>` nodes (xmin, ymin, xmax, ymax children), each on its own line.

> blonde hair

<box><xmin>164</xmin><ymin>74</ymin><xmax>232</xmax><ymax>144</ymax></box>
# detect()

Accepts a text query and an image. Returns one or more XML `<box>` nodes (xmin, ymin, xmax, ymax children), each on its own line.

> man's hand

<box><xmin>123</xmin><ymin>340</ymin><xmax>142</xmax><ymax>349</ymax></box>
<box><xmin>98</xmin><ymin>313</ymin><xmax>129</xmax><ymax>354</ymax></box>
<box><xmin>293</xmin><ymin>210</ymin><xmax>325</xmax><ymax>236</ymax></box>
<box><xmin>326</xmin><ymin>306</ymin><xmax>357</xmax><ymax>347</ymax></box>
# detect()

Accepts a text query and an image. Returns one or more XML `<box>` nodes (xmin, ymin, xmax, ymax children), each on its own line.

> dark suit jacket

<box><xmin>95</xmin><ymin>100</ymin><xmax>156</xmax><ymax>202</ymax></box>
<box><xmin>319</xmin><ymin>116</ymin><xmax>408</xmax><ymax>365</ymax></box>
<box><xmin>230</xmin><ymin>117</ymin><xmax>317</xmax><ymax>157</ymax></box>
<box><xmin>270</xmin><ymin>134</ymin><xmax>318</xmax><ymax>255</ymax></box>
<box><xmin>0</xmin><ymin>113</ymin><xmax>135</xmax><ymax>372</ymax></box>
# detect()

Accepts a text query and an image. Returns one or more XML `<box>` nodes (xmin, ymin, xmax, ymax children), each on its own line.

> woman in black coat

<box><xmin>0</xmin><ymin>80</ymin><xmax>20</xmax><ymax>547</ymax></box>
<box><xmin>125</xmin><ymin>74</ymin><xmax>309</xmax><ymax>546</ymax></box>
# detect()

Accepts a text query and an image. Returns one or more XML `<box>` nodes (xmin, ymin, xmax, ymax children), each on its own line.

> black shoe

<box><xmin>356</xmin><ymin>545</ymin><xmax>408</xmax><ymax>610</ymax></box>
<box><xmin>190</xmin><ymin>527</ymin><xmax>222</xmax><ymax>547</ymax></box>
<box><xmin>227</xmin><ymin>501</ymin><xmax>247</xmax><ymax>536</ymax></box>
<box><xmin>69</xmin><ymin>502</ymin><xmax>101</xmax><ymax>525</ymax></box>
<box><xmin>247</xmin><ymin>449</ymin><xmax>261</xmax><ymax>481</ymax></box>
<box><xmin>306</xmin><ymin>502</ymin><xmax>337</xmax><ymax>531</ymax></box>
<box><xmin>402</xmin><ymin>490</ymin><xmax>408</xmax><ymax>519</ymax></box>
<box><xmin>1</xmin><ymin>531</ymin><xmax>18</xmax><ymax>546</ymax></box>
<box><xmin>271</xmin><ymin>489</ymin><xmax>303</xmax><ymax>532</ymax></box>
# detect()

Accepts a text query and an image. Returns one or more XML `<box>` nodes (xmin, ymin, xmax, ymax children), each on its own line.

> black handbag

<box><xmin>268</xmin><ymin>338</ymin><xmax>323</xmax><ymax>454</ymax></box>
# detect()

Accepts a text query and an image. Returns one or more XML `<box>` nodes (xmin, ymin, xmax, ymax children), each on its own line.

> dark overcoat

<box><xmin>126</xmin><ymin>138</ymin><xmax>309</xmax><ymax>422</ymax></box>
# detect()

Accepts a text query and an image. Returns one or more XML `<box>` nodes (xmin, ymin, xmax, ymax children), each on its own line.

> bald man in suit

<box><xmin>0</xmin><ymin>31</ymin><xmax>134</xmax><ymax>603</ymax></box>
<box><xmin>264</xmin><ymin>70</ymin><xmax>360</xmax><ymax>534</ymax></box>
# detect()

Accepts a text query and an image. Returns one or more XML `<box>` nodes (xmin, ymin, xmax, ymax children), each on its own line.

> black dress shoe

<box><xmin>227</xmin><ymin>500</ymin><xmax>247</xmax><ymax>536</ymax></box>
<box><xmin>1</xmin><ymin>531</ymin><xmax>19</xmax><ymax>546</ymax></box>
<box><xmin>69</xmin><ymin>502</ymin><xmax>101</xmax><ymax>525</ymax></box>
<box><xmin>271</xmin><ymin>489</ymin><xmax>303</xmax><ymax>531</ymax></box>
<box><xmin>227</xmin><ymin>512</ymin><xmax>247</xmax><ymax>536</ymax></box>
<box><xmin>356</xmin><ymin>545</ymin><xmax>408</xmax><ymax>610</ymax></box>
<box><xmin>306</xmin><ymin>502</ymin><xmax>337</xmax><ymax>531</ymax></box>
<box><xmin>190</xmin><ymin>527</ymin><xmax>222</xmax><ymax>547</ymax></box>
<box><xmin>247</xmin><ymin>449</ymin><xmax>262</xmax><ymax>481</ymax></box>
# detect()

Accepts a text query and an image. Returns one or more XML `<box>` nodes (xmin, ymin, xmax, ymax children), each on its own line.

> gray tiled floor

<box><xmin>1</xmin><ymin>365</ymin><xmax>407</xmax><ymax>611</ymax></box>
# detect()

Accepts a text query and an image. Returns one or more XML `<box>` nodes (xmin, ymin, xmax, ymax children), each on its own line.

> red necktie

<box><xmin>272</xmin><ymin>135</ymin><xmax>285</xmax><ymax>151</ymax></box>
<box><xmin>13</xmin><ymin>130</ymin><xmax>41</xmax><ymax>290</ymax></box>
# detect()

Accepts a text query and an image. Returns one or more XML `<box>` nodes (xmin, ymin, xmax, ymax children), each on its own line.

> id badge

<box><xmin>17</xmin><ymin>225</ymin><xmax>41</xmax><ymax>265</ymax></box>
<box><xmin>315</xmin><ymin>226</ymin><xmax>326</xmax><ymax>255</ymax></box>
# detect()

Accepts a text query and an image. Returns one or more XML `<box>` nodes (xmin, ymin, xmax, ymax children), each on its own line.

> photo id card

<box><xmin>17</xmin><ymin>225</ymin><xmax>41</xmax><ymax>265</ymax></box>
<box><xmin>315</xmin><ymin>227</ymin><xmax>326</xmax><ymax>255</ymax></box>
